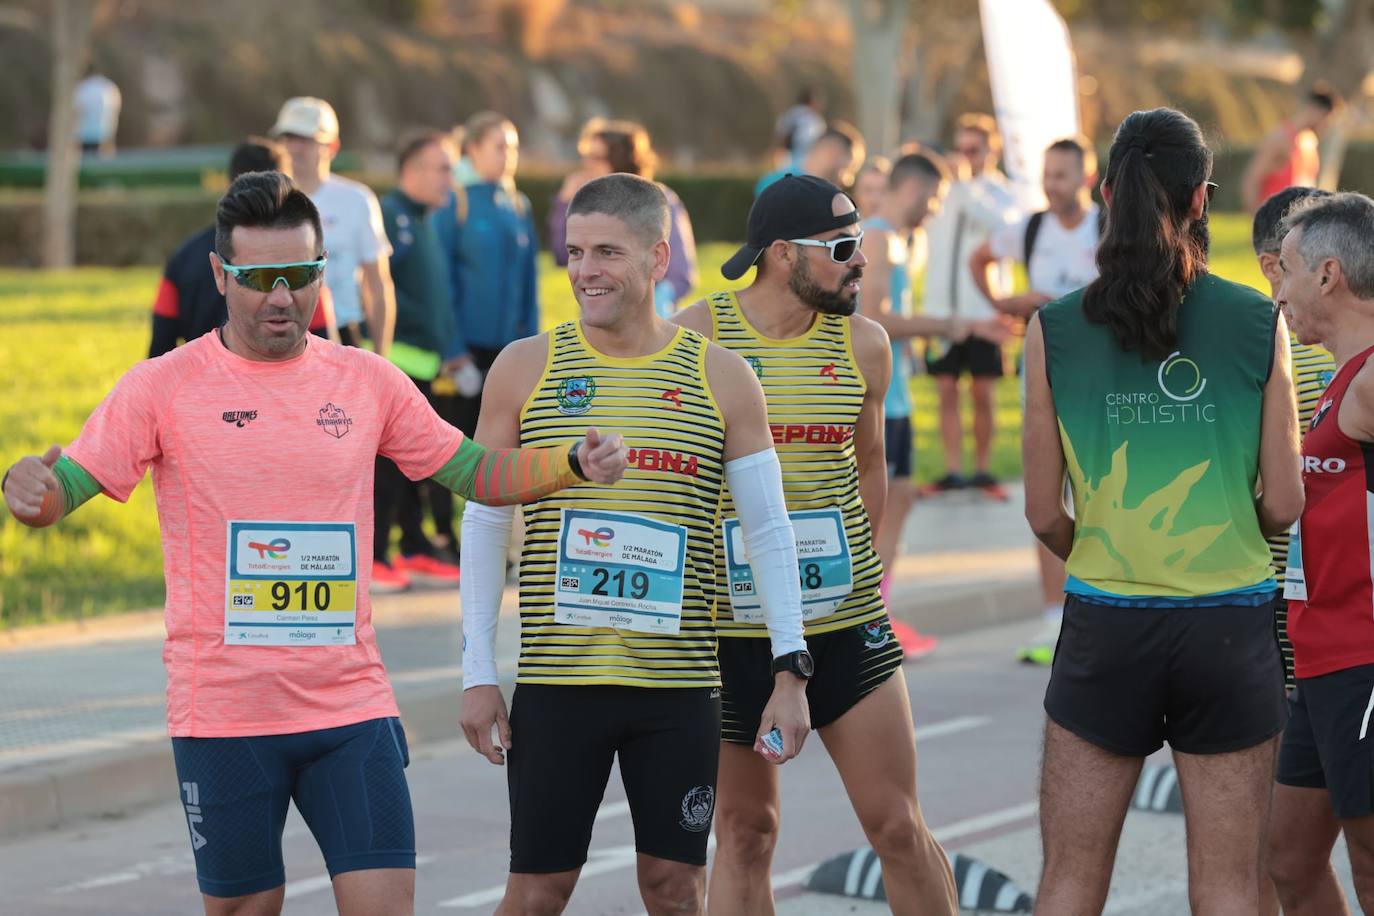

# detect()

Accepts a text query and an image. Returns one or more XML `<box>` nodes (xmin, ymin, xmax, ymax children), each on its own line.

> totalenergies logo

<box><xmin>1157</xmin><ymin>352</ymin><xmax>1207</xmax><ymax>402</ymax></box>
<box><xmin>248</xmin><ymin>538</ymin><xmax>291</xmax><ymax>560</ymax></box>
<box><xmin>577</xmin><ymin>527</ymin><xmax>614</xmax><ymax>548</ymax></box>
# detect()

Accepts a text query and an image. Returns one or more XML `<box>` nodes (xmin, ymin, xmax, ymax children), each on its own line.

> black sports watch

<box><xmin>772</xmin><ymin>649</ymin><xmax>815</xmax><ymax>680</ymax></box>
<box><xmin>568</xmin><ymin>440</ymin><xmax>590</xmax><ymax>481</ymax></box>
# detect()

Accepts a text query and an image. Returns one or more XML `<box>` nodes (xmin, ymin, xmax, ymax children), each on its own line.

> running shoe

<box><xmin>370</xmin><ymin>559</ymin><xmax>412</xmax><ymax>593</ymax></box>
<box><xmin>1016</xmin><ymin>615</ymin><xmax>1062</xmax><ymax>666</ymax></box>
<box><xmin>891</xmin><ymin>620</ymin><xmax>939</xmax><ymax>659</ymax></box>
<box><xmin>917</xmin><ymin>473</ymin><xmax>966</xmax><ymax>497</ymax></box>
<box><xmin>969</xmin><ymin>472</ymin><xmax>1010</xmax><ymax>502</ymax></box>
<box><xmin>393</xmin><ymin>553</ymin><xmax>461</xmax><ymax>584</ymax></box>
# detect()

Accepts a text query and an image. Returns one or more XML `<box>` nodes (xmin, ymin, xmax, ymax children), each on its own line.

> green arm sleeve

<box><xmin>429</xmin><ymin>436</ymin><xmax>584</xmax><ymax>507</ymax></box>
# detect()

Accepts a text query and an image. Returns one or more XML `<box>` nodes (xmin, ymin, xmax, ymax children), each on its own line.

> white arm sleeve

<box><xmin>460</xmin><ymin>502</ymin><xmax>515</xmax><ymax>689</ymax></box>
<box><xmin>725</xmin><ymin>448</ymin><xmax>807</xmax><ymax>659</ymax></box>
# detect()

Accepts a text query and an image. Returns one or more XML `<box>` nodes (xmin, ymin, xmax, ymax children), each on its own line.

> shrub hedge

<box><xmin>2</xmin><ymin>145</ymin><xmax>1371</xmax><ymax>266</ymax></box>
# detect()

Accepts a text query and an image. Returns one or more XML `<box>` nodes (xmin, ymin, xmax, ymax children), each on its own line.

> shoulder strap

<box><xmin>1023</xmin><ymin>210</ymin><xmax>1047</xmax><ymax>265</ymax></box>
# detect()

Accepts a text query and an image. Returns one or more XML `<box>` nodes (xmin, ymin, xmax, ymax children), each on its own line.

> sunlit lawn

<box><xmin>0</xmin><ymin>216</ymin><xmax>1265</xmax><ymax>625</ymax></box>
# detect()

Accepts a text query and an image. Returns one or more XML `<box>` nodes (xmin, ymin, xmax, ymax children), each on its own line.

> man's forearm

<box><xmin>430</xmin><ymin>436</ymin><xmax>585</xmax><ymax>506</ymax></box>
<box><xmin>6</xmin><ymin>456</ymin><xmax>102</xmax><ymax>527</ymax></box>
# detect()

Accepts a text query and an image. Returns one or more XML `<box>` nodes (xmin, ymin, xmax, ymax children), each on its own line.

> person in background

<box><xmin>373</xmin><ymin>129</ymin><xmax>463</xmax><ymax>592</ymax></box>
<box><xmin>755</xmin><ymin>122</ymin><xmax>866</xmax><ymax>196</ymax></box>
<box><xmin>920</xmin><ymin>113</ymin><xmax>1020</xmax><ymax>500</ymax></box>
<box><xmin>852</xmin><ymin>156</ymin><xmax>892</xmax><ymax>219</ymax></box>
<box><xmin>271</xmin><ymin>96</ymin><xmax>396</xmax><ymax>357</ymax></box>
<box><xmin>1241</xmin><ymin>83</ymin><xmax>1342</xmax><ymax>213</ymax></box>
<box><xmin>549</xmin><ymin>118</ymin><xmax>611</xmax><ymax>267</ymax></box>
<box><xmin>551</xmin><ymin>120</ymin><xmax>699</xmax><ymax>316</ymax></box>
<box><xmin>74</xmin><ymin>65</ymin><xmax>121</xmax><ymax>157</ymax></box>
<box><xmin>968</xmin><ymin>135</ymin><xmax>1103</xmax><ymax>666</ymax></box>
<box><xmin>150</xmin><ymin>138</ymin><xmax>338</xmax><ymax>357</ymax></box>
<box><xmin>429</xmin><ymin>112</ymin><xmax>539</xmax><ymax>565</ymax></box>
<box><xmin>774</xmin><ymin>86</ymin><xmax>827</xmax><ymax>170</ymax></box>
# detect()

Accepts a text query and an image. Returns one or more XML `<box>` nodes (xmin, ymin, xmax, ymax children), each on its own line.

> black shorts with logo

<box><xmin>719</xmin><ymin>615</ymin><xmax>905</xmax><ymax>745</ymax></box>
<box><xmin>506</xmin><ymin>684</ymin><xmax>720</xmax><ymax>872</ymax></box>
<box><xmin>1044</xmin><ymin>594</ymin><xmax>1287</xmax><ymax>756</ymax></box>
<box><xmin>1278</xmin><ymin>665</ymin><xmax>1374</xmax><ymax>818</ymax></box>
<box><xmin>925</xmin><ymin>338</ymin><xmax>1004</xmax><ymax>378</ymax></box>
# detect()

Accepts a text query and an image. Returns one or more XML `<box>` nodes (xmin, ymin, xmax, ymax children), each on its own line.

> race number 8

<box><xmin>270</xmin><ymin>581</ymin><xmax>331</xmax><ymax>611</ymax></box>
<box><xmin>802</xmin><ymin>563</ymin><xmax>822</xmax><ymax>590</ymax></box>
<box><xmin>591</xmin><ymin>568</ymin><xmax>650</xmax><ymax>599</ymax></box>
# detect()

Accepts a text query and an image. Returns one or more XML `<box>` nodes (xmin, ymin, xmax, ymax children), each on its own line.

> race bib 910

<box><xmin>225</xmin><ymin>521</ymin><xmax>358</xmax><ymax>646</ymax></box>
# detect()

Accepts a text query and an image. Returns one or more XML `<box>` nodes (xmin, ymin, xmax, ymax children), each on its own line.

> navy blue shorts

<box><xmin>171</xmin><ymin>717</ymin><xmax>415</xmax><ymax>898</ymax></box>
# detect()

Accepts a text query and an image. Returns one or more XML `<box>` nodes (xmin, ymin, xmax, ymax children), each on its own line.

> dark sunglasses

<box><xmin>788</xmin><ymin>231</ymin><xmax>864</xmax><ymax>264</ymax></box>
<box><xmin>1205</xmin><ymin>182</ymin><xmax>1218</xmax><ymax>204</ymax></box>
<box><xmin>219</xmin><ymin>255</ymin><xmax>328</xmax><ymax>292</ymax></box>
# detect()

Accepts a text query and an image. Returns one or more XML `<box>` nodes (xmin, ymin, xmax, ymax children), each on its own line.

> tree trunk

<box><xmin>1303</xmin><ymin>0</ymin><xmax>1373</xmax><ymax>189</ymax></box>
<box><xmin>849</xmin><ymin>0</ymin><xmax>909</xmax><ymax>159</ymax></box>
<box><xmin>41</xmin><ymin>0</ymin><xmax>97</xmax><ymax>269</ymax></box>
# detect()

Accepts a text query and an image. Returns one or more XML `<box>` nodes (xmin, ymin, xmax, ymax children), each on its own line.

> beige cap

<box><xmin>269</xmin><ymin>97</ymin><xmax>340</xmax><ymax>144</ymax></box>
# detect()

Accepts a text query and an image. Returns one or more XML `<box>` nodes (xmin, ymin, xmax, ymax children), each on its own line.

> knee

<box><xmin>1267</xmin><ymin>840</ymin><xmax>1330</xmax><ymax>891</ymax></box>
<box><xmin>501</xmin><ymin>879</ymin><xmax>574</xmax><ymax>916</ymax></box>
<box><xmin>713</xmin><ymin>800</ymin><xmax>779</xmax><ymax>868</ymax></box>
<box><xmin>639</xmin><ymin>865</ymin><xmax>704</xmax><ymax>914</ymax></box>
<box><xmin>862</xmin><ymin>805</ymin><xmax>925</xmax><ymax>863</ymax></box>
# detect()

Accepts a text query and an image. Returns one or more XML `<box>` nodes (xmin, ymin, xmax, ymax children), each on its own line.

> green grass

<box><xmin>0</xmin><ymin>215</ymin><xmax>1264</xmax><ymax>626</ymax></box>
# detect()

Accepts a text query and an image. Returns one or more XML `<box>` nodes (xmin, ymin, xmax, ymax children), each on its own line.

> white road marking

<box><xmin>915</xmin><ymin>715</ymin><xmax>991</xmax><ymax>741</ymax></box>
<box><xmin>594</xmin><ymin>800</ymin><xmax>632</xmax><ymax>822</ymax></box>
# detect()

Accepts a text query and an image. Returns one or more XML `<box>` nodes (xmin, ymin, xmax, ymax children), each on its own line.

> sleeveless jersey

<box><xmin>1042</xmin><ymin>274</ymin><xmax>1276</xmax><ymax>603</ymax></box>
<box><xmin>516</xmin><ymin>322</ymin><xmax>725</xmax><ymax>687</ymax></box>
<box><xmin>706</xmin><ymin>290</ymin><xmax>885</xmax><ymax>636</ymax></box>
<box><xmin>1258</xmin><ymin>123</ymin><xmax>1321</xmax><ymax>208</ymax></box>
<box><xmin>862</xmin><ymin>216</ymin><xmax>915</xmax><ymax>420</ymax></box>
<box><xmin>1288</xmin><ymin>345</ymin><xmax>1374</xmax><ymax>679</ymax></box>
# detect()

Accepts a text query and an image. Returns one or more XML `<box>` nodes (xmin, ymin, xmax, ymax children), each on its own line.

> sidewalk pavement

<box><xmin>0</xmin><ymin>484</ymin><xmax>1039</xmax><ymax>843</ymax></box>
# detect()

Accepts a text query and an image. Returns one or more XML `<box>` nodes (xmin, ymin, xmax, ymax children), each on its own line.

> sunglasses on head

<box><xmin>788</xmin><ymin>230</ymin><xmax>864</xmax><ymax>264</ymax></box>
<box><xmin>219</xmin><ymin>255</ymin><xmax>328</xmax><ymax>292</ymax></box>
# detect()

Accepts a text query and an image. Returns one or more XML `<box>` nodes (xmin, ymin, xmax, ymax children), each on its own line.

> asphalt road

<box><xmin>4</xmin><ymin>618</ymin><xmax>1362</xmax><ymax>915</ymax></box>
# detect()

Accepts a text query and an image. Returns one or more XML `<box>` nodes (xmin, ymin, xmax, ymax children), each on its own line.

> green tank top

<box><xmin>1041</xmin><ymin>273</ymin><xmax>1277</xmax><ymax>602</ymax></box>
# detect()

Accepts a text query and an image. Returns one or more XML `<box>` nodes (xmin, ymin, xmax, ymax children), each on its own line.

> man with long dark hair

<box><xmin>1022</xmin><ymin>108</ymin><xmax>1304</xmax><ymax>913</ymax></box>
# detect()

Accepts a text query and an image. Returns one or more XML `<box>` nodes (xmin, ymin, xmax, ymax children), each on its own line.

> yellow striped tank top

<box><xmin>516</xmin><ymin>321</ymin><xmax>726</xmax><ymax>687</ymax></box>
<box><xmin>707</xmin><ymin>290</ymin><xmax>886</xmax><ymax>637</ymax></box>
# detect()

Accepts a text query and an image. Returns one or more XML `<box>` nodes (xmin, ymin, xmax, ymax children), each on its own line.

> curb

<box><xmin>0</xmin><ymin>575</ymin><xmax>1039</xmax><ymax>843</ymax></box>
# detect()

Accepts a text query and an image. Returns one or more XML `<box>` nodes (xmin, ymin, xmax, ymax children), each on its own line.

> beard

<box><xmin>788</xmin><ymin>255</ymin><xmax>861</xmax><ymax>316</ymax></box>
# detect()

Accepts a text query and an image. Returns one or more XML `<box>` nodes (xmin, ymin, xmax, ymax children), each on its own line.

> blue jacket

<box><xmin>433</xmin><ymin>182</ymin><xmax>539</xmax><ymax>358</ymax></box>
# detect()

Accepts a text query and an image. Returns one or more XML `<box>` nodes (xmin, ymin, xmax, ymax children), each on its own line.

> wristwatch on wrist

<box><xmin>568</xmin><ymin>440</ymin><xmax>589</xmax><ymax>481</ymax></box>
<box><xmin>771</xmin><ymin>649</ymin><xmax>815</xmax><ymax>680</ymax></box>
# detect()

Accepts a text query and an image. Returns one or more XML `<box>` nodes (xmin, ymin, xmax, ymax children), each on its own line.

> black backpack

<box><xmin>1023</xmin><ymin>206</ymin><xmax>1107</xmax><ymax>265</ymax></box>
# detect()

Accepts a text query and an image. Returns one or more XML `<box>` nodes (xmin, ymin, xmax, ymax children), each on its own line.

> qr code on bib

<box><xmin>232</xmin><ymin>595</ymin><xmax>253</xmax><ymax>607</ymax></box>
<box><xmin>560</xmin><ymin>576</ymin><xmax>580</xmax><ymax>589</ymax></box>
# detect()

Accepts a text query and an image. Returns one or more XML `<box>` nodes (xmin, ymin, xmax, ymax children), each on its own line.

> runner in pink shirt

<box><xmin>2</xmin><ymin>172</ymin><xmax>627</xmax><ymax>916</ymax></box>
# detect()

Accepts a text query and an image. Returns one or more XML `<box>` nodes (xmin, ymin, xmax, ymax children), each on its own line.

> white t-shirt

<box><xmin>311</xmin><ymin>176</ymin><xmax>390</xmax><ymax>326</ymax></box>
<box><xmin>921</xmin><ymin>172</ymin><xmax>1020</xmax><ymax>320</ymax></box>
<box><xmin>74</xmin><ymin>75</ymin><xmax>121</xmax><ymax>145</ymax></box>
<box><xmin>990</xmin><ymin>203</ymin><xmax>1101</xmax><ymax>300</ymax></box>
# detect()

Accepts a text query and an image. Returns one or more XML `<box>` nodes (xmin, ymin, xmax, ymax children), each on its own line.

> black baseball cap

<box><xmin>721</xmin><ymin>174</ymin><xmax>859</xmax><ymax>280</ymax></box>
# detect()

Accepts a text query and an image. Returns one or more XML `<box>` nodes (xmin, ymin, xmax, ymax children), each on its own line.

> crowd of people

<box><xmin>6</xmin><ymin>78</ymin><xmax>1373</xmax><ymax>916</ymax></box>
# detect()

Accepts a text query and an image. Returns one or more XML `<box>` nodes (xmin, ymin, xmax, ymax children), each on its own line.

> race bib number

<box><xmin>1283</xmin><ymin>520</ymin><xmax>1307</xmax><ymax>602</ymax></box>
<box><xmin>554</xmin><ymin>509</ymin><xmax>687</xmax><ymax>635</ymax></box>
<box><xmin>225</xmin><ymin>521</ymin><xmax>358</xmax><ymax>646</ymax></box>
<box><xmin>724</xmin><ymin>508</ymin><xmax>853</xmax><ymax>623</ymax></box>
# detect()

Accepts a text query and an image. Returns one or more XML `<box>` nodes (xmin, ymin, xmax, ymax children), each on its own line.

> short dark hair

<box><xmin>1252</xmin><ymin>186</ymin><xmax>1330</xmax><ymax>255</ymax></box>
<box><xmin>1046</xmin><ymin>135</ymin><xmax>1097</xmax><ymax>176</ymax></box>
<box><xmin>816</xmin><ymin>122</ymin><xmax>862</xmax><ymax>156</ymax></box>
<box><xmin>1283</xmin><ymin>191</ymin><xmax>1374</xmax><ymax>299</ymax></box>
<box><xmin>228</xmin><ymin>137</ymin><xmax>289</xmax><ymax>182</ymax></box>
<box><xmin>215</xmin><ymin>171</ymin><xmax>323</xmax><ymax>262</ymax></box>
<box><xmin>396</xmin><ymin>128</ymin><xmax>453</xmax><ymax>173</ymax></box>
<box><xmin>567</xmin><ymin>173</ymin><xmax>669</xmax><ymax>247</ymax></box>
<box><xmin>889</xmin><ymin>146</ymin><xmax>951</xmax><ymax>189</ymax></box>
<box><xmin>1309</xmin><ymin>82</ymin><xmax>1342</xmax><ymax>113</ymax></box>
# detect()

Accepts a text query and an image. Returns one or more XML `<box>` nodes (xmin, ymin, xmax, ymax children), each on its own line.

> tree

<box><xmin>848</xmin><ymin>0</ymin><xmax>909</xmax><ymax>158</ymax></box>
<box><xmin>41</xmin><ymin>0</ymin><xmax>98</xmax><ymax>269</ymax></box>
<box><xmin>1304</xmin><ymin>0</ymin><xmax>1374</xmax><ymax>189</ymax></box>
